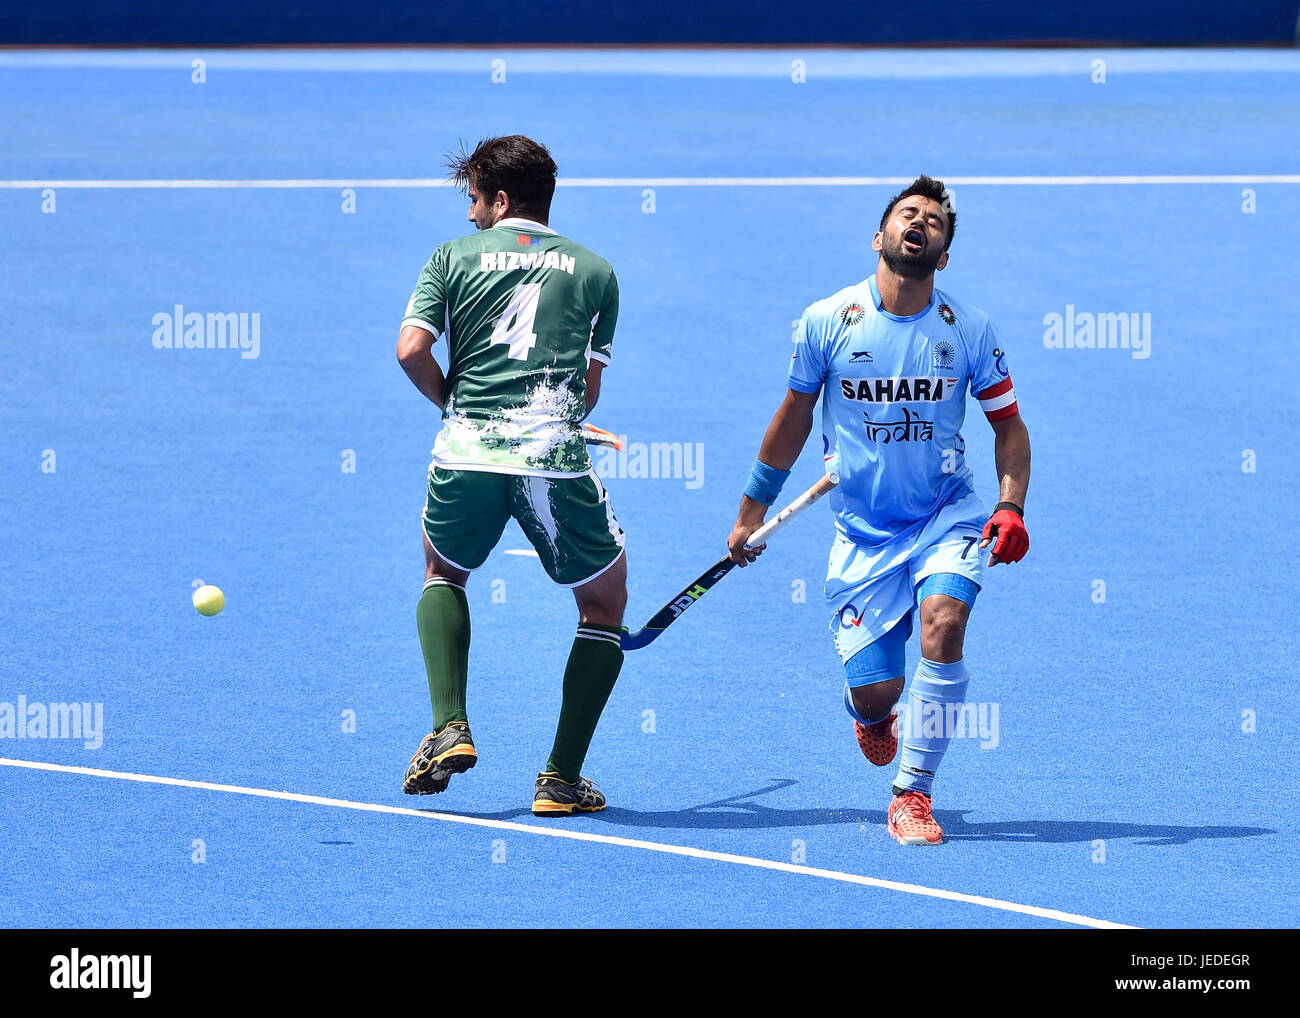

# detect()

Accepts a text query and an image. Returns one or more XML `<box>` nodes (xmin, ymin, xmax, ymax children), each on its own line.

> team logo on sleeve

<box><xmin>993</xmin><ymin>346</ymin><xmax>1009</xmax><ymax>377</ymax></box>
<box><xmin>938</xmin><ymin>303</ymin><xmax>956</xmax><ymax>326</ymax></box>
<box><xmin>932</xmin><ymin>341</ymin><xmax>955</xmax><ymax>368</ymax></box>
<box><xmin>839</xmin><ymin>302</ymin><xmax>865</xmax><ymax>326</ymax></box>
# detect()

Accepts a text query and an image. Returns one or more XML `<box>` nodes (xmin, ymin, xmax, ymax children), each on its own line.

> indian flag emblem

<box><xmin>839</xmin><ymin>302</ymin><xmax>865</xmax><ymax>326</ymax></box>
<box><xmin>938</xmin><ymin>303</ymin><xmax>956</xmax><ymax>326</ymax></box>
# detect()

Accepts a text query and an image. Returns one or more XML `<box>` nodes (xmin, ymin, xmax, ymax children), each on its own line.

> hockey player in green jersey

<box><xmin>397</xmin><ymin>136</ymin><xmax>625</xmax><ymax>816</ymax></box>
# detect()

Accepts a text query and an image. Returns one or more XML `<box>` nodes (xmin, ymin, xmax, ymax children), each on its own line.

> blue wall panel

<box><xmin>2</xmin><ymin>0</ymin><xmax>1297</xmax><ymax>45</ymax></box>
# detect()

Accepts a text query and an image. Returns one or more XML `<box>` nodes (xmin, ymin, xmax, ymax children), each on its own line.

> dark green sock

<box><xmin>545</xmin><ymin>623</ymin><xmax>624</xmax><ymax>783</ymax></box>
<box><xmin>416</xmin><ymin>580</ymin><xmax>471</xmax><ymax>728</ymax></box>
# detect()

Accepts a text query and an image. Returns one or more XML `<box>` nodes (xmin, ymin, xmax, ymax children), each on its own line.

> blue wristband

<box><xmin>743</xmin><ymin>460</ymin><xmax>791</xmax><ymax>507</ymax></box>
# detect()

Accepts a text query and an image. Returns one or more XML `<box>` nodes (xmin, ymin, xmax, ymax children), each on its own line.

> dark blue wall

<box><xmin>3</xmin><ymin>0</ymin><xmax>1297</xmax><ymax>45</ymax></box>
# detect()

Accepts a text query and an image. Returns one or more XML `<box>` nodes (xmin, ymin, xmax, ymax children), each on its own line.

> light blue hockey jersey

<box><xmin>787</xmin><ymin>275</ymin><xmax>1019</xmax><ymax>547</ymax></box>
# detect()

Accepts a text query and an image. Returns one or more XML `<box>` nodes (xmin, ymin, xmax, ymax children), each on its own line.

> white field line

<box><xmin>0</xmin><ymin>756</ymin><xmax>1136</xmax><ymax>929</ymax></box>
<box><xmin>0</xmin><ymin>175</ymin><xmax>1298</xmax><ymax>189</ymax></box>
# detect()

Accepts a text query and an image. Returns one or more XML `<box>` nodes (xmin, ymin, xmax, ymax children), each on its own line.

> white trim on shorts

<box><xmin>561</xmin><ymin>546</ymin><xmax>626</xmax><ymax>591</ymax></box>
<box><xmin>420</xmin><ymin>521</ymin><xmax>476</xmax><ymax>573</ymax></box>
<box><xmin>551</xmin><ymin>470</ymin><xmax>626</xmax><ymax>589</ymax></box>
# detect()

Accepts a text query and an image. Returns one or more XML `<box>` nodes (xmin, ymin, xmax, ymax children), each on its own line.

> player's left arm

<box><xmin>979</xmin><ymin>413</ymin><xmax>1031</xmax><ymax>566</ymax></box>
<box><xmin>582</xmin><ymin>267</ymin><xmax>619</xmax><ymax>420</ymax></box>
<box><xmin>970</xmin><ymin>320</ymin><xmax>1031</xmax><ymax>566</ymax></box>
<box><xmin>583</xmin><ymin>360</ymin><xmax>604</xmax><ymax>419</ymax></box>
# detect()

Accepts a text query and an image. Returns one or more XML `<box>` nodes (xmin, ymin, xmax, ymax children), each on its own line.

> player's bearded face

<box><xmin>467</xmin><ymin>185</ymin><xmax>500</xmax><ymax>231</ymax></box>
<box><xmin>878</xmin><ymin>199</ymin><xmax>949</xmax><ymax>278</ymax></box>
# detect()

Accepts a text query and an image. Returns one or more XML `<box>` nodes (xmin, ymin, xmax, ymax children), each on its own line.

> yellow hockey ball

<box><xmin>192</xmin><ymin>584</ymin><xmax>225</xmax><ymax>616</ymax></box>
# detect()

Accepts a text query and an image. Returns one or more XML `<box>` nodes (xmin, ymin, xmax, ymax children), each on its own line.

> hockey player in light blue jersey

<box><xmin>727</xmin><ymin>176</ymin><xmax>1032</xmax><ymax>846</ymax></box>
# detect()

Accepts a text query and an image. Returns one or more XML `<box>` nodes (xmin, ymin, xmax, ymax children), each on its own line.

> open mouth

<box><xmin>903</xmin><ymin>228</ymin><xmax>925</xmax><ymax>249</ymax></box>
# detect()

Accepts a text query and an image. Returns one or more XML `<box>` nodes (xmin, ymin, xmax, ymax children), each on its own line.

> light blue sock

<box><xmin>894</xmin><ymin>657</ymin><xmax>970</xmax><ymax>797</ymax></box>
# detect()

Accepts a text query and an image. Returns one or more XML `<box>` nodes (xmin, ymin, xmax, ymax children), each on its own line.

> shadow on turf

<box><xmin>429</xmin><ymin>778</ymin><xmax>870</xmax><ymax>830</ymax></box>
<box><xmin>439</xmin><ymin>778</ymin><xmax>1276</xmax><ymax>844</ymax></box>
<box><xmin>938</xmin><ymin>817</ymin><xmax>1275</xmax><ymax>847</ymax></box>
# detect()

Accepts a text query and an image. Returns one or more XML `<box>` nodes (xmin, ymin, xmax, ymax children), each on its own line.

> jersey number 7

<box><xmin>489</xmin><ymin>282</ymin><xmax>542</xmax><ymax>360</ymax></box>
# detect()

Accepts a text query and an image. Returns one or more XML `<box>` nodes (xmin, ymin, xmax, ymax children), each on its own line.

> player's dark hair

<box><xmin>446</xmin><ymin>135</ymin><xmax>558</xmax><ymax>221</ymax></box>
<box><xmin>879</xmin><ymin>174</ymin><xmax>956</xmax><ymax>249</ymax></box>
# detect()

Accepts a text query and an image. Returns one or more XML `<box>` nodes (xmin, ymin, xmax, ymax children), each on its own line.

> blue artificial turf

<box><xmin>1</xmin><ymin>47</ymin><xmax>1297</xmax><ymax>929</ymax></box>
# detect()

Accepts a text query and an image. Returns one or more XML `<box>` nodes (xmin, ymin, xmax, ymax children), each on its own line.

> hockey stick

<box><xmin>620</xmin><ymin>471</ymin><xmax>841</xmax><ymax>651</ymax></box>
<box><xmin>581</xmin><ymin>423</ymin><xmax>623</xmax><ymax>450</ymax></box>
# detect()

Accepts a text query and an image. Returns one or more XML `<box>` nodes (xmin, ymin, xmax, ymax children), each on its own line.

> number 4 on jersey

<box><xmin>489</xmin><ymin>282</ymin><xmax>542</xmax><ymax>360</ymax></box>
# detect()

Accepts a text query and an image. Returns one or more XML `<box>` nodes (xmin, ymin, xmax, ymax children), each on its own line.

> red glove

<box><xmin>980</xmin><ymin>503</ymin><xmax>1029</xmax><ymax>565</ymax></box>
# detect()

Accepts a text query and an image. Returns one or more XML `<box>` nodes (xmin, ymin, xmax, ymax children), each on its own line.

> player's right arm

<box><xmin>727</xmin><ymin>308</ymin><xmax>827</xmax><ymax>566</ymax></box>
<box><xmin>397</xmin><ymin>247</ymin><xmax>450</xmax><ymax>408</ymax></box>
<box><xmin>727</xmin><ymin>387</ymin><xmax>820</xmax><ymax>566</ymax></box>
<box><xmin>397</xmin><ymin>325</ymin><xmax>446</xmax><ymax>408</ymax></box>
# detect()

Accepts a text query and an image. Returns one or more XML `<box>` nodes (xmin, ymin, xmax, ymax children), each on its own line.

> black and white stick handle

<box><xmin>744</xmin><ymin>470</ymin><xmax>841</xmax><ymax>550</ymax></box>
